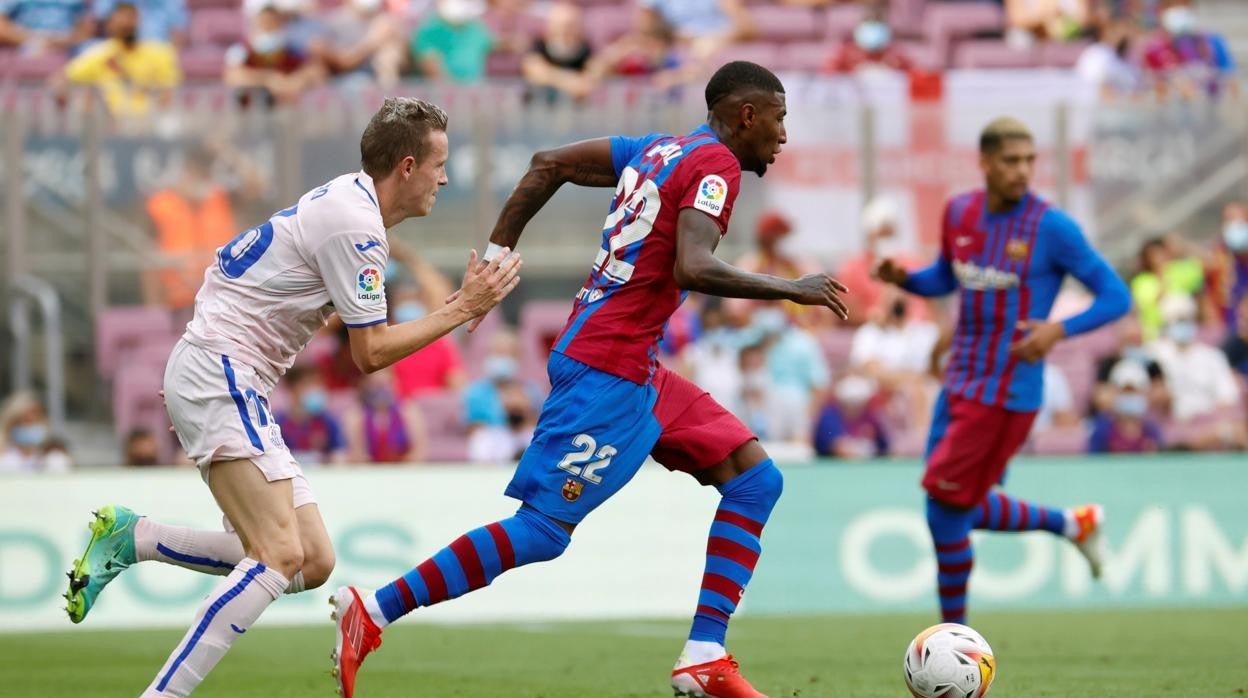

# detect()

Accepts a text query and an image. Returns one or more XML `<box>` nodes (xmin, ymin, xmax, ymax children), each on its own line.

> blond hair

<box><xmin>979</xmin><ymin>117</ymin><xmax>1033</xmax><ymax>154</ymax></box>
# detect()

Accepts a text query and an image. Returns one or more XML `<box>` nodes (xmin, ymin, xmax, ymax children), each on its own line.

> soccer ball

<box><xmin>902</xmin><ymin>623</ymin><xmax>997</xmax><ymax>698</ymax></box>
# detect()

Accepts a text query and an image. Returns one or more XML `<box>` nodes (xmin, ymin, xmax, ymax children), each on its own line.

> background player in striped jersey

<box><xmin>874</xmin><ymin>117</ymin><xmax>1132</xmax><ymax>625</ymax></box>
<box><xmin>63</xmin><ymin>98</ymin><xmax>522</xmax><ymax>697</ymax></box>
<box><xmin>331</xmin><ymin>62</ymin><xmax>849</xmax><ymax>698</ymax></box>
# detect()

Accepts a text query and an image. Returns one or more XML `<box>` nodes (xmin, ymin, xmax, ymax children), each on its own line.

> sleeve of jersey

<box><xmin>609</xmin><ymin>132</ymin><xmax>664</xmax><ymax>177</ymax></box>
<box><xmin>902</xmin><ymin>202</ymin><xmax>958</xmax><ymax>297</ymax></box>
<box><xmin>677</xmin><ymin>151</ymin><xmax>741</xmax><ymax>235</ymax></box>
<box><xmin>314</xmin><ymin>232</ymin><xmax>390</xmax><ymax>328</ymax></box>
<box><xmin>1048</xmin><ymin>210</ymin><xmax>1131</xmax><ymax>337</ymax></box>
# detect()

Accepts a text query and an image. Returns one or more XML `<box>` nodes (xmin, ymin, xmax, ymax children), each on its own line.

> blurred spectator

<box><xmin>0</xmin><ymin>0</ymin><xmax>92</xmax><ymax>52</ymax></box>
<box><xmin>0</xmin><ymin>392</ymin><xmax>71</xmax><ymax>473</ymax></box>
<box><xmin>755</xmin><ymin>308</ymin><xmax>830</xmax><ymax>442</ymax></box>
<box><xmin>343</xmin><ymin>369</ymin><xmax>426</xmax><ymax>463</ymax></box>
<box><xmin>313</xmin><ymin>0</ymin><xmax>405</xmax><ymax>89</ymax></box>
<box><xmin>679</xmin><ymin>300</ymin><xmax>743</xmax><ymax>409</ymax></box>
<box><xmin>1207</xmin><ymin>202</ymin><xmax>1248</xmax><ymax>333</ymax></box>
<box><xmin>145</xmin><ymin>142</ymin><xmax>263</xmax><ymax>312</ymax></box>
<box><xmin>725</xmin><ymin>211</ymin><xmax>820</xmax><ymax>326</ymax></box>
<box><xmin>57</xmin><ymin>2</ymin><xmax>180</xmax><ymax>117</ymax></box>
<box><xmin>463</xmin><ymin>329</ymin><xmax>540</xmax><ymax>461</ymax></box>
<box><xmin>734</xmin><ymin>342</ymin><xmax>787</xmax><ymax>442</ymax></box>
<box><xmin>824</xmin><ymin>0</ymin><xmax>915</xmax><ymax>74</ymax></box>
<box><xmin>122</xmin><ymin>427</ymin><xmax>161</xmax><ymax>466</ymax></box>
<box><xmin>1091</xmin><ymin>315</ymin><xmax>1169</xmax><ymax>417</ymax></box>
<box><xmin>410</xmin><ymin>0</ymin><xmax>494</xmax><ymax>84</ymax></box>
<box><xmin>1006</xmin><ymin>0</ymin><xmax>1091</xmax><ymax>48</ymax></box>
<box><xmin>224</xmin><ymin>3</ymin><xmax>324</xmax><ymax>106</ymax></box>
<box><xmin>272</xmin><ymin>0</ymin><xmax>323</xmax><ymax>54</ymax></box>
<box><xmin>1088</xmin><ymin>360</ymin><xmax>1165</xmax><ymax>453</ymax></box>
<box><xmin>276</xmin><ymin>365</ymin><xmax>347</xmax><ymax>465</ymax></box>
<box><xmin>1142</xmin><ymin>0</ymin><xmax>1236</xmax><ymax>99</ymax></box>
<box><xmin>1034</xmin><ymin>363</ymin><xmax>1080</xmax><ymax>433</ymax></box>
<box><xmin>319</xmin><ymin>322</ymin><xmax>364</xmax><ymax>391</ymax></box>
<box><xmin>839</xmin><ymin>197</ymin><xmax>929</xmax><ymax>326</ymax></box>
<box><xmin>522</xmin><ymin>2</ymin><xmax>593</xmax><ymax>104</ymax></box>
<box><xmin>640</xmin><ymin>0</ymin><xmax>753</xmax><ymax>45</ymax></box>
<box><xmin>387</xmin><ymin>243</ymin><xmax>466</xmax><ymax>399</ymax></box>
<box><xmin>1076</xmin><ymin>17</ymin><xmax>1144</xmax><ymax>99</ymax></box>
<box><xmin>850</xmin><ymin>287</ymin><xmax>940</xmax><ymax>377</ymax></box>
<box><xmin>813</xmin><ymin>374</ymin><xmax>890</xmax><ymax>458</ymax></box>
<box><xmin>589</xmin><ymin>6</ymin><xmax>681</xmax><ymax>85</ymax></box>
<box><xmin>93</xmin><ymin>0</ymin><xmax>186</xmax><ymax>46</ymax></box>
<box><xmin>1149</xmin><ymin>293</ymin><xmax>1245</xmax><ymax>449</ymax></box>
<box><xmin>1223</xmin><ymin>295</ymin><xmax>1248</xmax><ymax>376</ymax></box>
<box><xmin>1130</xmin><ymin>235</ymin><xmax>1203</xmax><ymax>340</ymax></box>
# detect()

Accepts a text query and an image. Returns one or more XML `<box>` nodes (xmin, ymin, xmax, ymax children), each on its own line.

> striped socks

<box><xmin>973</xmin><ymin>490</ymin><xmax>1068</xmax><ymax>536</ymax></box>
<box><xmin>370</xmin><ymin>505</ymin><xmax>570</xmax><ymax>627</ymax></box>
<box><xmin>687</xmin><ymin>461</ymin><xmax>783</xmax><ymax>647</ymax></box>
<box><xmin>926</xmin><ymin>498</ymin><xmax>974</xmax><ymax>624</ymax></box>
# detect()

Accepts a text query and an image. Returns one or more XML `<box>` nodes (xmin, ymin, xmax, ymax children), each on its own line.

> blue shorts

<box><xmin>504</xmin><ymin>352</ymin><xmax>663</xmax><ymax>524</ymax></box>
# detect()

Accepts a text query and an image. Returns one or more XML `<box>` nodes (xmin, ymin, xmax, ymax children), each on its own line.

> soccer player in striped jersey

<box><xmin>330</xmin><ymin>62</ymin><xmax>849</xmax><ymax>698</ymax></box>
<box><xmin>874</xmin><ymin>117</ymin><xmax>1132</xmax><ymax>625</ymax></box>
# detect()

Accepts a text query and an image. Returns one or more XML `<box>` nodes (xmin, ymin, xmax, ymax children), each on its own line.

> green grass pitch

<box><xmin>4</xmin><ymin>609</ymin><xmax>1246</xmax><ymax>697</ymax></box>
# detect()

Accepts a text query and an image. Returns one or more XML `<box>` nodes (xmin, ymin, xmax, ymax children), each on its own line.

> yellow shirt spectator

<box><xmin>64</xmin><ymin>38</ymin><xmax>181</xmax><ymax>116</ymax></box>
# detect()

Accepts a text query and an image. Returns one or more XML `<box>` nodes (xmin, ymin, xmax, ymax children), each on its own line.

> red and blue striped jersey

<box><xmin>904</xmin><ymin>190</ymin><xmax>1130</xmax><ymax>412</ymax></box>
<box><xmin>552</xmin><ymin>125</ymin><xmax>742</xmax><ymax>384</ymax></box>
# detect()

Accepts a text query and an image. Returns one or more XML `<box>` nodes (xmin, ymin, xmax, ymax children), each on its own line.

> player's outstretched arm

<box><xmin>346</xmin><ymin>250</ymin><xmax>522</xmax><ymax>373</ymax></box>
<box><xmin>873</xmin><ymin>256</ymin><xmax>957</xmax><ymax>298</ymax></box>
<box><xmin>674</xmin><ymin>208</ymin><xmax>849</xmax><ymax>319</ymax></box>
<box><xmin>485</xmin><ymin>138</ymin><xmax>619</xmax><ymax>254</ymax></box>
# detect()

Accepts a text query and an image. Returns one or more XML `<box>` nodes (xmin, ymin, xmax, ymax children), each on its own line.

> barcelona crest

<box><xmin>1005</xmin><ymin>239</ymin><xmax>1030</xmax><ymax>262</ymax></box>
<box><xmin>561</xmin><ymin>477</ymin><xmax>584</xmax><ymax>502</ymax></box>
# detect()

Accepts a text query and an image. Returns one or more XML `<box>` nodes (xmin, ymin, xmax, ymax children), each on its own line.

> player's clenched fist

<box><xmin>872</xmin><ymin>258</ymin><xmax>909</xmax><ymax>286</ymax></box>
<box><xmin>790</xmin><ymin>273</ymin><xmax>850</xmax><ymax>320</ymax></box>
<box><xmin>454</xmin><ymin>247</ymin><xmax>522</xmax><ymax>318</ymax></box>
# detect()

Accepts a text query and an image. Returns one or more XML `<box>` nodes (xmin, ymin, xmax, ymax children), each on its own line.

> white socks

<box><xmin>1063</xmin><ymin>510</ymin><xmax>1079</xmax><ymax>539</ymax></box>
<box><xmin>135</xmin><ymin>518</ymin><xmax>245</xmax><ymax>576</ymax></box>
<box><xmin>135</xmin><ymin>518</ymin><xmax>307</xmax><ymax>594</ymax></box>
<box><xmin>363</xmin><ymin>592</ymin><xmax>389</xmax><ymax>628</ymax></box>
<box><xmin>143</xmin><ymin>558</ymin><xmax>288</xmax><ymax>697</ymax></box>
<box><xmin>677</xmin><ymin>640</ymin><xmax>727</xmax><ymax>668</ymax></box>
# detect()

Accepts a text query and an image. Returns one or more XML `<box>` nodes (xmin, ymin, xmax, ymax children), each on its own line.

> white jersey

<box><xmin>183</xmin><ymin>171</ymin><xmax>390</xmax><ymax>383</ymax></box>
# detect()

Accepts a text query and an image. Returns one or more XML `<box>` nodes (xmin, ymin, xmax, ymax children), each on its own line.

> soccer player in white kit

<box><xmin>62</xmin><ymin>98</ymin><xmax>522</xmax><ymax>697</ymax></box>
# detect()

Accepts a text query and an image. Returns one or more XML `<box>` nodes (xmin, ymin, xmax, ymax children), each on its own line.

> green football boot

<box><xmin>65</xmin><ymin>505</ymin><xmax>140</xmax><ymax>623</ymax></box>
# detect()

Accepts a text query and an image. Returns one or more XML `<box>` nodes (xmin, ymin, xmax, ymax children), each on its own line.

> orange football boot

<box><xmin>330</xmin><ymin>586</ymin><xmax>383</xmax><ymax>698</ymax></box>
<box><xmin>671</xmin><ymin>654</ymin><xmax>768</xmax><ymax>698</ymax></box>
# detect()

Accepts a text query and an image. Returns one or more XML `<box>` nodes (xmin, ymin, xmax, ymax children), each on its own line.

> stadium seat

<box><xmin>751</xmin><ymin>6</ymin><xmax>823</xmax><ymax>43</ymax></box>
<box><xmin>1041</xmin><ymin>41</ymin><xmax>1091</xmax><ymax>69</ymax></box>
<box><xmin>190</xmin><ymin>8</ymin><xmax>247</xmax><ymax>47</ymax></box>
<box><xmin>95</xmin><ymin>306</ymin><xmax>175</xmax><ymax>380</ymax></box>
<box><xmin>415</xmin><ymin>390</ymin><xmax>469</xmax><ymax>462</ymax></box>
<box><xmin>112</xmin><ymin>360</ymin><xmax>174</xmax><ymax>459</ymax></box>
<box><xmin>11</xmin><ymin>52</ymin><xmax>69</xmax><ymax>83</ymax></box>
<box><xmin>888</xmin><ymin>0</ymin><xmax>928</xmax><ymax>38</ymax></box>
<box><xmin>179</xmin><ymin>46</ymin><xmax>227</xmax><ymax>82</ymax></box>
<box><xmin>486</xmin><ymin>51</ymin><xmax>524</xmax><ymax>78</ymax></box>
<box><xmin>825</xmin><ymin>3</ymin><xmax>866</xmax><ymax>42</ymax></box>
<box><xmin>1030</xmin><ymin>425</ymin><xmax>1087</xmax><ymax>455</ymax></box>
<box><xmin>714</xmin><ymin>43</ymin><xmax>786</xmax><ymax>71</ymax></box>
<box><xmin>460</xmin><ymin>312</ymin><xmax>504</xmax><ymax>380</ymax></box>
<box><xmin>518</xmin><ymin>301</ymin><xmax>570</xmax><ymax>386</ymax></box>
<box><xmin>780</xmin><ymin>41</ymin><xmax>834</xmax><ymax>74</ymax></box>
<box><xmin>925</xmin><ymin>2</ymin><xmax>1005</xmax><ymax>65</ymax></box>
<box><xmin>583</xmin><ymin>5</ymin><xmax>633</xmax><ymax>48</ymax></box>
<box><xmin>952</xmin><ymin>40</ymin><xmax>1039</xmax><ymax>70</ymax></box>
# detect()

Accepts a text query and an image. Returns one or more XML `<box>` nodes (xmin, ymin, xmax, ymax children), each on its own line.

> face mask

<box><xmin>853</xmin><ymin>21</ymin><xmax>891</xmax><ymax>53</ymax></box>
<box><xmin>393</xmin><ymin>301</ymin><xmax>425</xmax><ymax>324</ymax></box>
<box><xmin>752</xmin><ymin>308</ymin><xmax>787</xmax><ymax>336</ymax></box>
<box><xmin>251</xmin><ymin>31</ymin><xmax>284</xmax><ymax>55</ymax></box>
<box><xmin>835</xmin><ymin>376</ymin><xmax>875</xmax><ymax>407</ymax></box>
<box><xmin>1122</xmin><ymin>346</ymin><xmax>1150</xmax><ymax>364</ymax></box>
<box><xmin>301</xmin><ymin>388</ymin><xmax>328</xmax><ymax>415</ymax></box>
<box><xmin>352</xmin><ymin>0</ymin><xmax>381</xmax><ymax>12</ymax></box>
<box><xmin>484</xmin><ymin>355</ymin><xmax>518</xmax><ymax>382</ymax></box>
<box><xmin>1166</xmin><ymin>319</ymin><xmax>1197</xmax><ymax>344</ymax></box>
<box><xmin>1161</xmin><ymin>6</ymin><xmax>1195</xmax><ymax>36</ymax></box>
<box><xmin>1114</xmin><ymin>392</ymin><xmax>1148</xmax><ymax>418</ymax></box>
<box><xmin>438</xmin><ymin>0</ymin><xmax>484</xmax><ymax>24</ymax></box>
<box><xmin>742</xmin><ymin>370</ymin><xmax>768</xmax><ymax>392</ymax></box>
<box><xmin>1224</xmin><ymin>221</ymin><xmax>1248</xmax><ymax>252</ymax></box>
<box><xmin>10</xmin><ymin>423</ymin><xmax>48</xmax><ymax>448</ymax></box>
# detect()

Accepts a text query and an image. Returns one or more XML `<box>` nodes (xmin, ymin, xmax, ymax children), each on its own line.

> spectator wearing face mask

<box><xmin>734</xmin><ymin>342</ymin><xmax>783</xmax><ymax>442</ymax></box>
<box><xmin>410</xmin><ymin>0</ymin><xmax>494</xmax><ymax>84</ymax></box>
<box><xmin>753</xmin><ymin>307</ymin><xmax>830</xmax><ymax>441</ymax></box>
<box><xmin>1076</xmin><ymin>18</ymin><xmax>1144</xmax><ymax>100</ymax></box>
<box><xmin>679</xmin><ymin>300</ymin><xmax>744</xmax><ymax>410</ymax></box>
<box><xmin>123</xmin><ymin>427</ymin><xmax>162</xmax><ymax>466</ymax></box>
<box><xmin>1207</xmin><ymin>202</ymin><xmax>1248</xmax><ymax>334</ymax></box>
<box><xmin>725</xmin><ymin>211</ymin><xmax>820</xmax><ymax>325</ymax></box>
<box><xmin>1143</xmin><ymin>0</ymin><xmax>1236</xmax><ymax>100</ymax></box>
<box><xmin>313</xmin><ymin>0</ymin><xmax>405</xmax><ymax>88</ymax></box>
<box><xmin>813</xmin><ymin>374</ymin><xmax>889</xmax><ymax>458</ymax></box>
<box><xmin>343</xmin><ymin>368</ymin><xmax>426</xmax><ymax>464</ymax></box>
<box><xmin>522</xmin><ymin>2</ymin><xmax>594</xmax><ymax>104</ymax></box>
<box><xmin>388</xmin><ymin>286</ymin><xmax>466</xmax><ymax>401</ymax></box>
<box><xmin>1091</xmin><ymin>314</ymin><xmax>1170</xmax><ymax>418</ymax></box>
<box><xmin>276</xmin><ymin>365</ymin><xmax>347</xmax><ymax>465</ymax></box>
<box><xmin>0</xmin><ymin>392</ymin><xmax>71</xmax><ymax>473</ymax></box>
<box><xmin>1088</xmin><ymin>360</ymin><xmax>1165</xmax><ymax>454</ymax></box>
<box><xmin>57</xmin><ymin>1</ymin><xmax>180</xmax><ymax>116</ymax></box>
<box><xmin>224</xmin><ymin>3</ymin><xmax>325</xmax><ymax>106</ymax></box>
<box><xmin>1148</xmin><ymin>294</ymin><xmax>1243</xmax><ymax>449</ymax></box>
<box><xmin>463</xmin><ymin>329</ymin><xmax>541</xmax><ymax>461</ymax></box>
<box><xmin>823</xmin><ymin>5</ymin><xmax>913</xmax><ymax>74</ymax></box>
<box><xmin>1130</xmin><ymin>235</ymin><xmax>1204</xmax><ymax>340</ymax></box>
<box><xmin>836</xmin><ymin>196</ymin><xmax>929</xmax><ymax>326</ymax></box>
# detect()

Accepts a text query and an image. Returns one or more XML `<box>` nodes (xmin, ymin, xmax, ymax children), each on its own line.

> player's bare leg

<box><xmin>672</xmin><ymin>440</ymin><xmax>778</xmax><ymax>698</ymax></box>
<box><xmin>141</xmin><ymin>459</ymin><xmax>315</xmax><ymax>697</ymax></box>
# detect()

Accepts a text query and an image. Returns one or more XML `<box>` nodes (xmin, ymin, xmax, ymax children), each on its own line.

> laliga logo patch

<box><xmin>693</xmin><ymin>174</ymin><xmax>728</xmax><ymax>217</ymax></box>
<box><xmin>355</xmin><ymin>265</ymin><xmax>384</xmax><ymax>303</ymax></box>
<box><xmin>561</xmin><ymin>477</ymin><xmax>584</xmax><ymax>502</ymax></box>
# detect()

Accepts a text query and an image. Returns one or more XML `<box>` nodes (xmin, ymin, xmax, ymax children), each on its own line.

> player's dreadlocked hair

<box><xmin>704</xmin><ymin>61</ymin><xmax>785</xmax><ymax>111</ymax></box>
<box><xmin>979</xmin><ymin>117</ymin><xmax>1033</xmax><ymax>154</ymax></box>
<box><xmin>360</xmin><ymin>97</ymin><xmax>449</xmax><ymax>178</ymax></box>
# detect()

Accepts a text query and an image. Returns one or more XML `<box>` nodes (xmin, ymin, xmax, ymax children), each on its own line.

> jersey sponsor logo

<box><xmin>561</xmin><ymin>477</ymin><xmax>584</xmax><ymax>502</ymax></box>
<box><xmin>693</xmin><ymin>174</ymin><xmax>728</xmax><ymax>217</ymax></box>
<box><xmin>952</xmin><ymin>260</ymin><xmax>1020</xmax><ymax>290</ymax></box>
<box><xmin>355</xmin><ymin>265</ymin><xmax>384</xmax><ymax>303</ymax></box>
<box><xmin>354</xmin><ymin>240</ymin><xmax>380</xmax><ymax>253</ymax></box>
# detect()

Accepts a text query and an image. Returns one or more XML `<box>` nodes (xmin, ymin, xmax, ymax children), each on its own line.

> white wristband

<box><xmin>484</xmin><ymin>242</ymin><xmax>507</xmax><ymax>262</ymax></box>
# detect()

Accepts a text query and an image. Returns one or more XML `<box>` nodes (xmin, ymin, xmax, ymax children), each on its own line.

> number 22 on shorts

<box><xmin>556</xmin><ymin>434</ymin><xmax>617</xmax><ymax>484</ymax></box>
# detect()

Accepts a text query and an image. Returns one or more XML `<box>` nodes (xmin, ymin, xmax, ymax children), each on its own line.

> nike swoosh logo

<box><xmin>955</xmin><ymin>236</ymin><xmax>973</xmax><ymax>246</ymax></box>
<box><xmin>354</xmin><ymin>241</ymin><xmax>380</xmax><ymax>253</ymax></box>
<box><xmin>231</xmin><ymin>624</ymin><xmax>247</xmax><ymax>634</ymax></box>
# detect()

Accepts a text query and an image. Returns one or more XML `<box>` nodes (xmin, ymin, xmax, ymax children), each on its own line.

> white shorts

<box><xmin>164</xmin><ymin>339</ymin><xmax>317</xmax><ymax>513</ymax></box>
